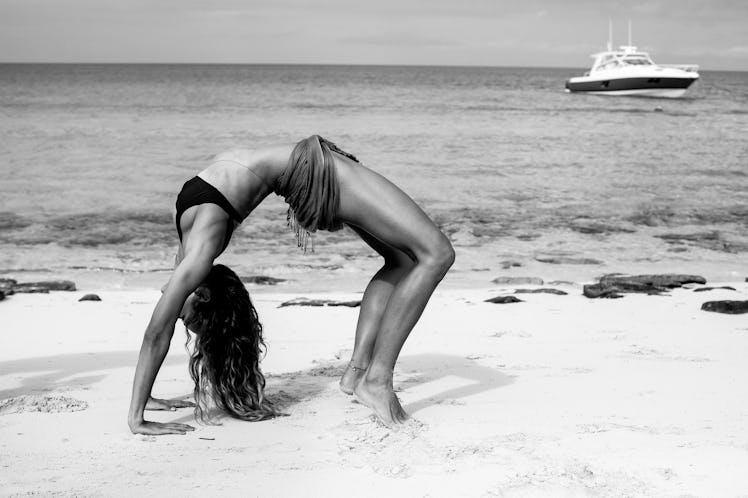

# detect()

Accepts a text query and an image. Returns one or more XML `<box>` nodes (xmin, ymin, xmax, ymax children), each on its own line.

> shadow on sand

<box><xmin>0</xmin><ymin>351</ymin><xmax>513</xmax><ymax>422</ymax></box>
<box><xmin>395</xmin><ymin>354</ymin><xmax>515</xmax><ymax>414</ymax></box>
<box><xmin>169</xmin><ymin>353</ymin><xmax>514</xmax><ymax>424</ymax></box>
<box><xmin>0</xmin><ymin>350</ymin><xmax>156</xmax><ymax>400</ymax></box>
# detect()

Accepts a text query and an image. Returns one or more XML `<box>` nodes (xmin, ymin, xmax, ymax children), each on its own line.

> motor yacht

<box><xmin>565</xmin><ymin>23</ymin><xmax>699</xmax><ymax>98</ymax></box>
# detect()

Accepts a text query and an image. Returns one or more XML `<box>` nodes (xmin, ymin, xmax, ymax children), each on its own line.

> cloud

<box><xmin>1</xmin><ymin>0</ymin><xmax>747</xmax><ymax>69</ymax></box>
<box><xmin>341</xmin><ymin>32</ymin><xmax>460</xmax><ymax>48</ymax></box>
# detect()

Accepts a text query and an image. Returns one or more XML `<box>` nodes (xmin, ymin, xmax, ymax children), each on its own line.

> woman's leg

<box><xmin>336</xmin><ymin>162</ymin><xmax>455</xmax><ymax>425</ymax></box>
<box><xmin>339</xmin><ymin>225</ymin><xmax>415</xmax><ymax>395</ymax></box>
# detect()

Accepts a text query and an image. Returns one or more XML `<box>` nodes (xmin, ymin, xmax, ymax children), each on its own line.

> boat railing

<box><xmin>659</xmin><ymin>64</ymin><xmax>699</xmax><ymax>72</ymax></box>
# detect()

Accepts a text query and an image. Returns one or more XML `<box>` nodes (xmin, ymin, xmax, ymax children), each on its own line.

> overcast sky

<box><xmin>1</xmin><ymin>0</ymin><xmax>746</xmax><ymax>70</ymax></box>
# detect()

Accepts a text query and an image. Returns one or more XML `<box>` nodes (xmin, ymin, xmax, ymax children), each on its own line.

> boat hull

<box><xmin>565</xmin><ymin>76</ymin><xmax>697</xmax><ymax>98</ymax></box>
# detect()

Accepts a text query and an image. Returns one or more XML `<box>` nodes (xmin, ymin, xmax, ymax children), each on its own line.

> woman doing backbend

<box><xmin>128</xmin><ymin>135</ymin><xmax>455</xmax><ymax>434</ymax></box>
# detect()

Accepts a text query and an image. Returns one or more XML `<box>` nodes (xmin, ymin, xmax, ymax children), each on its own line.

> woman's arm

<box><xmin>127</xmin><ymin>247</ymin><xmax>214</xmax><ymax>435</ymax></box>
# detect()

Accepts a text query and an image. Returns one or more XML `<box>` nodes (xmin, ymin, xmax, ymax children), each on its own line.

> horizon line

<box><xmin>0</xmin><ymin>61</ymin><xmax>745</xmax><ymax>72</ymax></box>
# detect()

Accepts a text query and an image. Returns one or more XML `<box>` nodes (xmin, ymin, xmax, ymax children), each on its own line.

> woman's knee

<box><xmin>420</xmin><ymin>236</ymin><xmax>455</xmax><ymax>277</ymax></box>
<box><xmin>383</xmin><ymin>249</ymin><xmax>415</xmax><ymax>271</ymax></box>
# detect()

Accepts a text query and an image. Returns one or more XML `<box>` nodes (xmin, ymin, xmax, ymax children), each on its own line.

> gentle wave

<box><xmin>1</xmin><ymin>205</ymin><xmax>746</xmax><ymax>253</ymax></box>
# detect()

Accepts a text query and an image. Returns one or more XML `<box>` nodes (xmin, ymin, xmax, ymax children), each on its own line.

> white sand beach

<box><xmin>2</xmin><ymin>280</ymin><xmax>748</xmax><ymax>497</ymax></box>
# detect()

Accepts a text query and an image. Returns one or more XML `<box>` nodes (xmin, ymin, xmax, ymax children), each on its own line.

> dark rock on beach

<box><xmin>0</xmin><ymin>278</ymin><xmax>16</xmax><ymax>295</ymax></box>
<box><xmin>326</xmin><ymin>301</ymin><xmax>361</xmax><ymax>307</ymax></box>
<box><xmin>241</xmin><ymin>275</ymin><xmax>287</xmax><ymax>285</ymax></box>
<box><xmin>583</xmin><ymin>274</ymin><xmax>706</xmax><ymax>299</ymax></box>
<box><xmin>485</xmin><ymin>296</ymin><xmax>523</xmax><ymax>304</ymax></box>
<box><xmin>0</xmin><ymin>290</ymin><xmax>5</xmax><ymax>301</ymax></box>
<box><xmin>535</xmin><ymin>256</ymin><xmax>603</xmax><ymax>265</ymax></box>
<box><xmin>602</xmin><ymin>274</ymin><xmax>706</xmax><ymax>287</ymax></box>
<box><xmin>13</xmin><ymin>280</ymin><xmax>77</xmax><ymax>293</ymax></box>
<box><xmin>514</xmin><ymin>288</ymin><xmax>568</xmax><ymax>295</ymax></box>
<box><xmin>693</xmin><ymin>286</ymin><xmax>736</xmax><ymax>293</ymax></box>
<box><xmin>701</xmin><ymin>300</ymin><xmax>748</xmax><ymax>315</ymax></box>
<box><xmin>78</xmin><ymin>294</ymin><xmax>102</xmax><ymax>302</ymax></box>
<box><xmin>582</xmin><ymin>286</ymin><xmax>625</xmax><ymax>299</ymax></box>
<box><xmin>279</xmin><ymin>298</ymin><xmax>361</xmax><ymax>308</ymax></box>
<box><xmin>492</xmin><ymin>276</ymin><xmax>543</xmax><ymax>286</ymax></box>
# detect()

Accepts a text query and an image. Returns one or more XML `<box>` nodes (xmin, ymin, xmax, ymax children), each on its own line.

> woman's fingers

<box><xmin>165</xmin><ymin>423</ymin><xmax>195</xmax><ymax>432</ymax></box>
<box><xmin>134</xmin><ymin>421</ymin><xmax>196</xmax><ymax>435</ymax></box>
<box><xmin>157</xmin><ymin>427</ymin><xmax>188</xmax><ymax>435</ymax></box>
<box><xmin>147</xmin><ymin>423</ymin><xmax>194</xmax><ymax>435</ymax></box>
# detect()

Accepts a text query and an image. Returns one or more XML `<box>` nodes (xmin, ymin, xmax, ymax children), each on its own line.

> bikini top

<box><xmin>175</xmin><ymin>176</ymin><xmax>243</xmax><ymax>252</ymax></box>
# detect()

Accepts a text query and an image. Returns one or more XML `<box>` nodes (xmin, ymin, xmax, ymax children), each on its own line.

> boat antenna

<box><xmin>607</xmin><ymin>18</ymin><xmax>612</xmax><ymax>51</ymax></box>
<box><xmin>628</xmin><ymin>19</ymin><xmax>632</xmax><ymax>46</ymax></box>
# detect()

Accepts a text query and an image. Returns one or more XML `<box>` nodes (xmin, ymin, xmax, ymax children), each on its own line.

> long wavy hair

<box><xmin>185</xmin><ymin>264</ymin><xmax>277</xmax><ymax>422</ymax></box>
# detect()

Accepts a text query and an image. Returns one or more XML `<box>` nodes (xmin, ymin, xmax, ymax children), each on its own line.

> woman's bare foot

<box><xmin>339</xmin><ymin>362</ymin><xmax>367</xmax><ymax>395</ymax></box>
<box><xmin>353</xmin><ymin>378</ymin><xmax>409</xmax><ymax>427</ymax></box>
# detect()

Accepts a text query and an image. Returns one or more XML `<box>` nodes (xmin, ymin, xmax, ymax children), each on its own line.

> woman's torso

<box><xmin>176</xmin><ymin>142</ymin><xmax>364</xmax><ymax>260</ymax></box>
<box><xmin>175</xmin><ymin>145</ymin><xmax>292</xmax><ymax>259</ymax></box>
<box><xmin>198</xmin><ymin>148</ymin><xmax>281</xmax><ymax>217</ymax></box>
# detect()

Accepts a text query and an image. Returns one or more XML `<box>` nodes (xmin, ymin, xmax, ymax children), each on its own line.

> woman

<box><xmin>128</xmin><ymin>135</ymin><xmax>455</xmax><ymax>434</ymax></box>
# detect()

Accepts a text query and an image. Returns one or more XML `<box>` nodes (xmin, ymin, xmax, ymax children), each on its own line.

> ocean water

<box><xmin>1</xmin><ymin>64</ymin><xmax>747</xmax><ymax>290</ymax></box>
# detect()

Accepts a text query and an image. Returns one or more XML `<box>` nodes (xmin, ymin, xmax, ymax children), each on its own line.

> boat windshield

<box><xmin>594</xmin><ymin>52</ymin><xmax>655</xmax><ymax>71</ymax></box>
<box><xmin>621</xmin><ymin>56</ymin><xmax>653</xmax><ymax>66</ymax></box>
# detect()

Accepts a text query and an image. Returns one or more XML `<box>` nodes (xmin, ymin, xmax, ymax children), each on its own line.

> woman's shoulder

<box><xmin>210</xmin><ymin>143</ymin><xmax>295</xmax><ymax>174</ymax></box>
<box><xmin>210</xmin><ymin>148</ymin><xmax>255</xmax><ymax>166</ymax></box>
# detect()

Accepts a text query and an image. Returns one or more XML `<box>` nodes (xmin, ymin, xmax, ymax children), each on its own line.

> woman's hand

<box><xmin>129</xmin><ymin>419</ymin><xmax>195</xmax><ymax>436</ymax></box>
<box><xmin>146</xmin><ymin>396</ymin><xmax>196</xmax><ymax>411</ymax></box>
<box><xmin>127</xmin><ymin>243</ymin><xmax>214</xmax><ymax>437</ymax></box>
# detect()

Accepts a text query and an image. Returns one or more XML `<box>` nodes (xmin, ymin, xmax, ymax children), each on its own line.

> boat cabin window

<box><xmin>594</xmin><ymin>52</ymin><xmax>655</xmax><ymax>71</ymax></box>
<box><xmin>621</xmin><ymin>56</ymin><xmax>653</xmax><ymax>66</ymax></box>
<box><xmin>599</xmin><ymin>60</ymin><xmax>621</xmax><ymax>70</ymax></box>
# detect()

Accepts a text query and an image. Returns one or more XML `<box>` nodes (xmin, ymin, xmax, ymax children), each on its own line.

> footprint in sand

<box><xmin>338</xmin><ymin>417</ymin><xmax>430</xmax><ymax>478</ymax></box>
<box><xmin>0</xmin><ymin>394</ymin><xmax>88</xmax><ymax>414</ymax></box>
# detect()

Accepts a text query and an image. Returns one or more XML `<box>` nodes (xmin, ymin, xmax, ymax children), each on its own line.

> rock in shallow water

<box><xmin>569</xmin><ymin>221</ymin><xmax>636</xmax><ymax>235</ymax></box>
<box><xmin>513</xmin><ymin>288</ymin><xmax>568</xmax><ymax>295</ymax></box>
<box><xmin>492</xmin><ymin>276</ymin><xmax>543</xmax><ymax>286</ymax></box>
<box><xmin>701</xmin><ymin>300</ymin><xmax>748</xmax><ymax>314</ymax></box>
<box><xmin>535</xmin><ymin>256</ymin><xmax>603</xmax><ymax>265</ymax></box>
<box><xmin>693</xmin><ymin>286</ymin><xmax>736</xmax><ymax>293</ymax></box>
<box><xmin>13</xmin><ymin>280</ymin><xmax>77</xmax><ymax>293</ymax></box>
<box><xmin>485</xmin><ymin>296</ymin><xmax>523</xmax><ymax>304</ymax></box>
<box><xmin>241</xmin><ymin>275</ymin><xmax>286</xmax><ymax>285</ymax></box>
<box><xmin>279</xmin><ymin>298</ymin><xmax>361</xmax><ymax>308</ymax></box>
<box><xmin>500</xmin><ymin>260</ymin><xmax>522</xmax><ymax>270</ymax></box>
<box><xmin>655</xmin><ymin>231</ymin><xmax>748</xmax><ymax>253</ymax></box>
